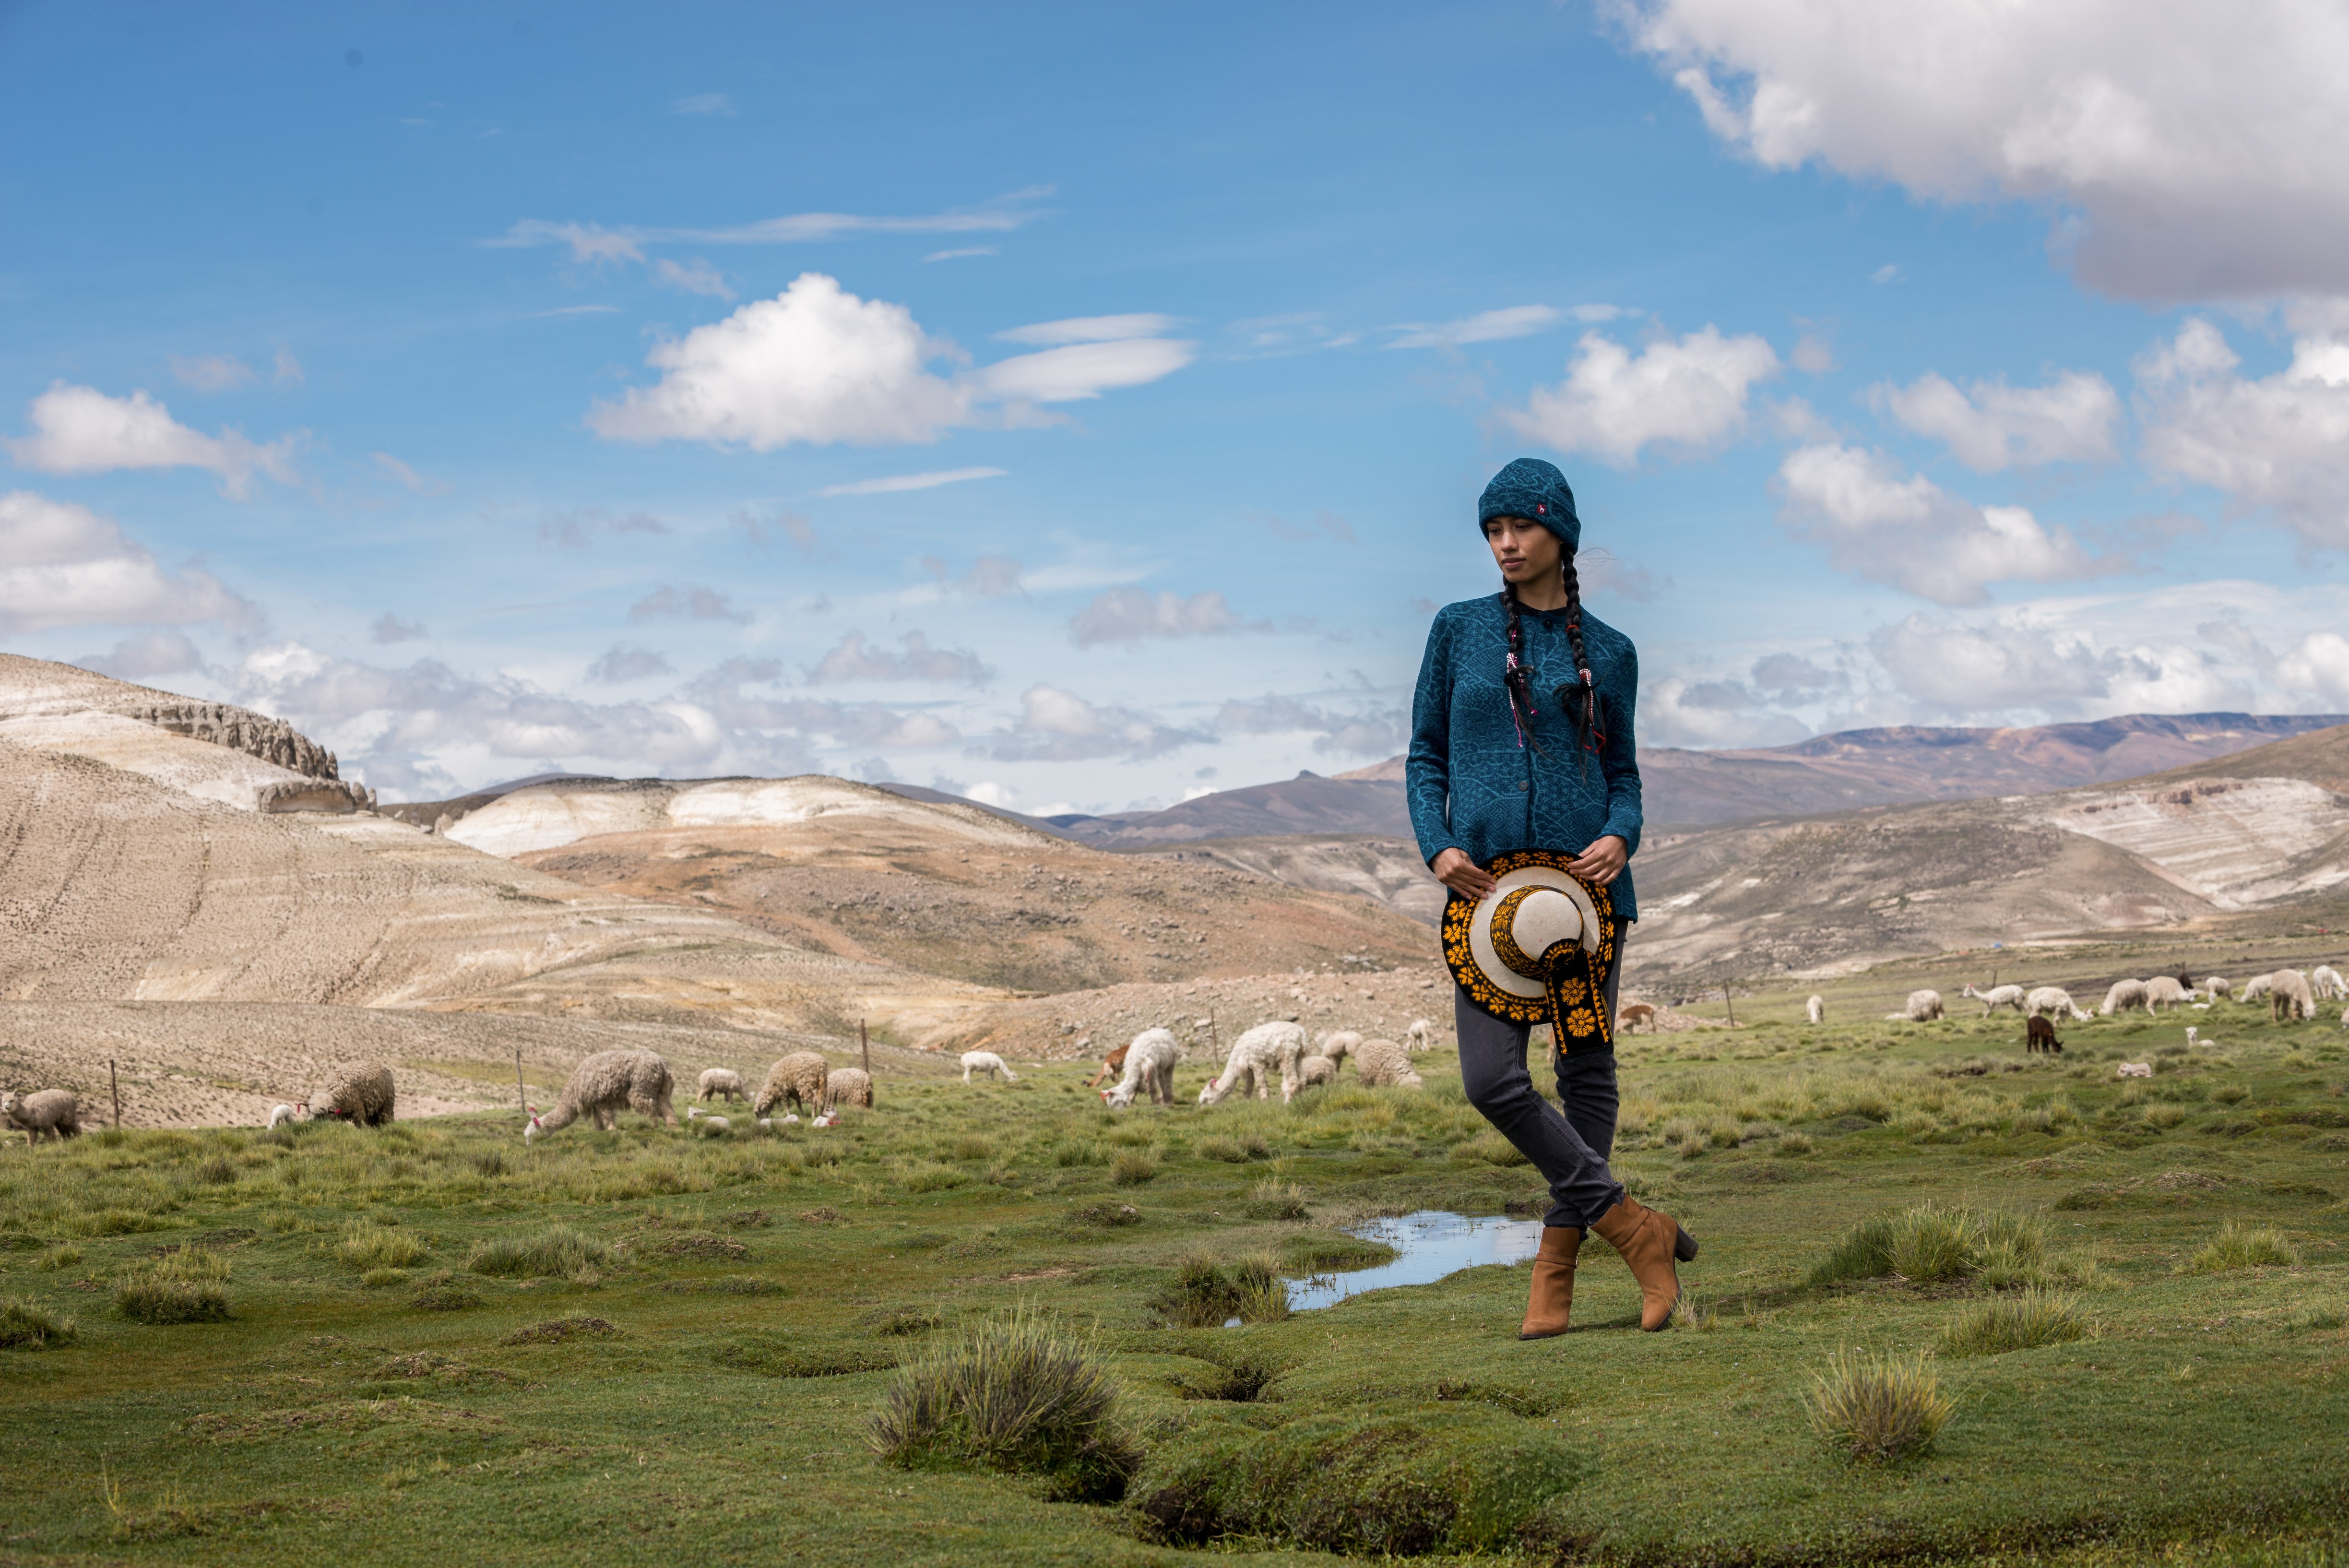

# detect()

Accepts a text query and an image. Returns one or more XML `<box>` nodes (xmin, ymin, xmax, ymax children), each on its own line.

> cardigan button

<box><xmin>1519</xmin><ymin>780</ymin><xmax>1530</xmax><ymax>791</ymax></box>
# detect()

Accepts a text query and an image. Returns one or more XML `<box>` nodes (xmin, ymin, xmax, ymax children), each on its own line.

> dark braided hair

<box><xmin>1498</xmin><ymin>552</ymin><xmax>1605</xmax><ymax>774</ymax></box>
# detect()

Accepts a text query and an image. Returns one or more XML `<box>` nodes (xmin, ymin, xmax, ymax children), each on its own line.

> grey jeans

<box><xmin>1455</xmin><ymin>923</ymin><xmax>1627</xmax><ymax>1230</ymax></box>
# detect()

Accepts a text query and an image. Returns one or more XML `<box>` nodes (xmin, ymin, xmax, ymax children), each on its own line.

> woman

<box><xmin>1406</xmin><ymin>457</ymin><xmax>1696</xmax><ymax>1338</ymax></box>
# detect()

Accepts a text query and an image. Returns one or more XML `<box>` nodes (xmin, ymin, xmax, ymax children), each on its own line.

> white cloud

<box><xmin>628</xmin><ymin>584</ymin><xmax>750</xmax><ymax>624</ymax></box>
<box><xmin>1069</xmin><ymin>588</ymin><xmax>1252</xmax><ymax>645</ymax></box>
<box><xmin>2275</xmin><ymin>631</ymin><xmax>2349</xmax><ymax>705</ymax></box>
<box><xmin>996</xmin><ymin>314</ymin><xmax>1179</xmax><ymax>346</ymax></box>
<box><xmin>586</xmin><ymin>644</ymin><xmax>674</xmax><ymax>684</ymax></box>
<box><xmin>169</xmin><ymin>354</ymin><xmax>254</xmax><ymax>392</ymax></box>
<box><xmin>819</xmin><ymin>466</ymin><xmax>1005</xmax><ymax>497</ymax></box>
<box><xmin>273</xmin><ymin>344</ymin><xmax>304</xmax><ymax>384</ymax></box>
<box><xmin>974</xmin><ymin>338</ymin><xmax>1195</xmax><ymax>404</ymax></box>
<box><xmin>495</xmin><ymin>190</ymin><xmax>1049</xmax><ymax>264</ymax></box>
<box><xmin>2135</xmin><ymin>318</ymin><xmax>2349</xmax><ymax>548</ymax></box>
<box><xmin>1507</xmin><ymin>327</ymin><xmax>1779</xmax><ymax>465</ymax></box>
<box><xmin>1875</xmin><ymin>370</ymin><xmax>2121</xmax><ymax>471</ymax></box>
<box><xmin>924</xmin><ymin>247</ymin><xmax>997</xmax><ymax>263</ymax></box>
<box><xmin>5</xmin><ymin>383</ymin><xmax>297</xmax><ymax>499</ymax></box>
<box><xmin>1867</xmin><ymin>612</ymin><xmax>2239</xmax><ymax>717</ymax></box>
<box><xmin>370</xmin><ymin>613</ymin><xmax>427</xmax><ymax>644</ymax></box>
<box><xmin>1790</xmin><ymin>332</ymin><xmax>1837</xmax><ymax>373</ymax></box>
<box><xmin>1213</xmin><ymin>695</ymin><xmax>1404</xmax><ymax>757</ymax></box>
<box><xmin>919</xmin><ymin>553</ymin><xmax>1025</xmax><ymax>598</ymax></box>
<box><xmin>653</xmin><ymin>257</ymin><xmax>733</xmax><ymax>298</ymax></box>
<box><xmin>979</xmin><ymin>684</ymin><xmax>1204</xmax><ymax>761</ymax></box>
<box><xmin>1640</xmin><ymin>674</ymin><xmax>1814</xmax><ymax>748</ymax></box>
<box><xmin>540</xmin><ymin>508</ymin><xmax>668</xmax><ymax>548</ymax></box>
<box><xmin>373</xmin><ymin>452</ymin><xmax>439</xmax><ymax>493</ymax></box>
<box><xmin>807</xmin><ymin>630</ymin><xmax>991</xmax><ymax>685</ymax></box>
<box><xmin>78</xmin><ymin>630</ymin><xmax>208</xmax><ymax>681</ymax></box>
<box><xmin>1387</xmin><ymin>305</ymin><xmax>1564</xmax><ymax>350</ymax></box>
<box><xmin>672</xmin><ymin>92</ymin><xmax>734</xmax><ymax>116</ymax></box>
<box><xmin>0</xmin><ymin>490</ymin><xmax>252</xmax><ymax>634</ymax></box>
<box><xmin>1616</xmin><ymin>0</ymin><xmax>2349</xmax><ymax>299</ymax></box>
<box><xmin>1777</xmin><ymin>443</ymin><xmax>2106</xmax><ymax>605</ymax></box>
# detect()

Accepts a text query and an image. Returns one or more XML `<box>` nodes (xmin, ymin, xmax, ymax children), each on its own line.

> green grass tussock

<box><xmin>1805</xmin><ymin>1349</ymin><xmax>1956</xmax><ymax>1463</ymax></box>
<box><xmin>115</xmin><ymin>1249</ymin><xmax>231</xmax><ymax>1324</ymax></box>
<box><xmin>1941</xmin><ymin>1290</ymin><xmax>2095</xmax><ymax>1356</ymax></box>
<box><xmin>465</xmin><ymin>1225</ymin><xmax>607</xmax><ymax>1279</ymax></box>
<box><xmin>2183</xmin><ymin>1221</ymin><xmax>2301</xmax><ymax>1275</ymax></box>
<box><xmin>1809</xmin><ymin>1203</ymin><xmax>2048</xmax><ymax>1286</ymax></box>
<box><xmin>335</xmin><ymin>1222</ymin><xmax>427</xmax><ymax>1270</ymax></box>
<box><xmin>867</xmin><ymin>1310</ymin><xmax>1139</xmax><ymax>1499</ymax></box>
<box><xmin>0</xmin><ymin>1296</ymin><xmax>75</xmax><ymax>1349</ymax></box>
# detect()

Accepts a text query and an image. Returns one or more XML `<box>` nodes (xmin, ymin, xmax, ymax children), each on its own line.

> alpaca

<box><xmin>697</xmin><ymin>1068</ymin><xmax>747</xmax><ymax>1104</ymax></box>
<box><xmin>1402</xmin><ymin>1019</ymin><xmax>1436</xmax><ymax>1052</ymax></box>
<box><xmin>526</xmin><ymin>1049</ymin><xmax>675</xmax><ymax>1142</ymax></box>
<box><xmin>1805</xmin><ymin>995</ymin><xmax>1824</xmax><ymax>1025</ymax></box>
<box><xmin>1198</xmin><ymin>1022</ymin><xmax>1309</xmax><ymax>1105</ymax></box>
<box><xmin>1964</xmin><ymin>983</ymin><xmax>2026</xmax><ymax>1015</ymax></box>
<box><xmin>2027</xmin><ymin>986</ymin><xmax>2092</xmax><ymax>1022</ymax></box>
<box><xmin>1086</xmin><ymin>1041</ymin><xmax>1130</xmax><ymax>1090</ymax></box>
<box><xmin>2026</xmin><ymin>1016</ymin><xmax>2062</xmax><ymax>1054</ymax></box>
<box><xmin>1316</xmin><ymin>1031</ymin><xmax>1361</xmax><ymax>1070</ymax></box>
<box><xmin>1351</xmin><ymin>1037</ymin><xmax>1424</xmax><ymax>1090</ymax></box>
<box><xmin>960</xmin><ymin>1051</ymin><xmax>1017</xmax><ymax>1083</ymax></box>
<box><xmin>2312</xmin><ymin>965</ymin><xmax>2347</xmax><ymax>1002</ymax></box>
<box><xmin>2271</xmin><ymin>969</ymin><xmax>2315</xmax><ymax>1022</ymax></box>
<box><xmin>1296</xmin><ymin>1055</ymin><xmax>1338</xmax><ymax>1088</ymax></box>
<box><xmin>2116</xmin><ymin>1062</ymin><xmax>2153</xmax><ymax>1079</ymax></box>
<box><xmin>2203</xmin><ymin>977</ymin><xmax>2232</xmax><ymax>1001</ymax></box>
<box><xmin>2144</xmin><ymin>976</ymin><xmax>2189</xmax><ymax>1012</ymax></box>
<box><xmin>310</xmin><ymin>1062</ymin><xmax>396</xmax><ymax>1127</ymax></box>
<box><xmin>266</xmin><ymin>1103</ymin><xmax>301</xmax><ymax>1130</ymax></box>
<box><xmin>1885</xmin><ymin>989</ymin><xmax>1944</xmax><ymax>1023</ymax></box>
<box><xmin>2239</xmin><ymin>974</ymin><xmax>2275</xmax><ymax>1004</ymax></box>
<box><xmin>2099</xmin><ymin>979</ymin><xmax>2152</xmax><ymax>1017</ymax></box>
<box><xmin>0</xmin><ymin>1090</ymin><xmax>80</xmax><ymax>1143</ymax></box>
<box><xmin>687</xmin><ymin>1107</ymin><xmax>732</xmax><ymax>1135</ymax></box>
<box><xmin>753</xmin><ymin>1053</ymin><xmax>829</xmax><ymax>1118</ymax></box>
<box><xmin>1618</xmin><ymin>1003</ymin><xmax>1657</xmax><ymax>1033</ymax></box>
<box><xmin>1102</xmin><ymin>1029</ymin><xmax>1180</xmax><ymax>1109</ymax></box>
<box><xmin>824</xmin><ymin>1067</ymin><xmax>874</xmax><ymax>1110</ymax></box>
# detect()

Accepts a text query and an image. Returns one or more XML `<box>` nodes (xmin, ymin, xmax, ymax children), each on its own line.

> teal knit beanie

<box><xmin>1478</xmin><ymin>458</ymin><xmax>1579</xmax><ymax>554</ymax></box>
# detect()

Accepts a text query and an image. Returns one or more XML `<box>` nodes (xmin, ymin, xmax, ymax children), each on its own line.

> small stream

<box><xmin>1284</xmin><ymin>1210</ymin><xmax>1544</xmax><ymax>1312</ymax></box>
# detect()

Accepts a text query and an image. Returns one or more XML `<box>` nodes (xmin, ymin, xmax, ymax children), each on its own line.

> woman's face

<box><xmin>1482</xmin><ymin>514</ymin><xmax>1561</xmax><ymax>585</ymax></box>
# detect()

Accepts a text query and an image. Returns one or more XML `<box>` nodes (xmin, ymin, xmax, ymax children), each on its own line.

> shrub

<box><xmin>867</xmin><ymin>1310</ymin><xmax>1139</xmax><ymax>1500</ymax></box>
<box><xmin>0</xmin><ymin>1297</ymin><xmax>74</xmax><ymax>1349</ymax></box>
<box><xmin>337</xmin><ymin>1223</ymin><xmax>427</xmax><ymax>1270</ymax></box>
<box><xmin>1804</xmin><ymin>1350</ymin><xmax>1954</xmax><ymax>1463</ymax></box>
<box><xmin>1111</xmin><ymin>1151</ymin><xmax>1158</xmax><ymax>1187</ymax></box>
<box><xmin>1941</xmin><ymin>1290</ymin><xmax>2093</xmax><ymax>1357</ymax></box>
<box><xmin>1808</xmin><ymin>1205</ymin><xmax>2047</xmax><ymax>1287</ymax></box>
<box><xmin>2182</xmin><ymin>1221</ymin><xmax>2299</xmax><ymax>1275</ymax></box>
<box><xmin>1128</xmin><ymin>1405</ymin><xmax>1589</xmax><ymax>1555</ymax></box>
<box><xmin>116</xmin><ymin>1250</ymin><xmax>231</xmax><ymax>1324</ymax></box>
<box><xmin>466</xmin><ymin>1225</ymin><xmax>608</xmax><ymax>1279</ymax></box>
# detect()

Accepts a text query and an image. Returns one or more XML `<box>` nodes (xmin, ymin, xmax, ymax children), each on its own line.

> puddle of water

<box><xmin>1285</xmin><ymin>1210</ymin><xmax>1544</xmax><ymax>1312</ymax></box>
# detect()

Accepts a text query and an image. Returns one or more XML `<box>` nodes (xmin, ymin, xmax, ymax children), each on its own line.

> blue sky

<box><xmin>6</xmin><ymin>1</ymin><xmax>2349</xmax><ymax>810</ymax></box>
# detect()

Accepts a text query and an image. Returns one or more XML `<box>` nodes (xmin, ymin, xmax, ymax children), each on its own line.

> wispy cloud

<box><xmin>924</xmin><ymin>247</ymin><xmax>997</xmax><ymax>262</ymax></box>
<box><xmin>672</xmin><ymin>92</ymin><xmax>734</xmax><ymax>116</ymax></box>
<box><xmin>528</xmin><ymin>304</ymin><xmax>620</xmax><ymax>317</ymax></box>
<box><xmin>1387</xmin><ymin>303</ymin><xmax>1621</xmax><ymax>350</ymax></box>
<box><xmin>169</xmin><ymin>354</ymin><xmax>254</xmax><ymax>391</ymax></box>
<box><xmin>996</xmin><ymin>314</ymin><xmax>1178</xmax><ymax>346</ymax></box>
<box><xmin>4</xmin><ymin>382</ymin><xmax>298</xmax><ymax>499</ymax></box>
<box><xmin>819</xmin><ymin>466</ymin><xmax>1006</xmax><ymax>497</ymax></box>
<box><xmin>491</xmin><ymin>188</ymin><xmax>1053</xmax><ymax>263</ymax></box>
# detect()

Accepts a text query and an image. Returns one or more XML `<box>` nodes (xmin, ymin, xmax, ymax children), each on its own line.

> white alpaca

<box><xmin>1296</xmin><ymin>1055</ymin><xmax>1337</xmax><ymax>1088</ymax></box>
<box><xmin>267</xmin><ymin>1103</ymin><xmax>302</xmax><ymax>1130</ymax></box>
<box><xmin>2027</xmin><ymin>986</ymin><xmax>2092</xmax><ymax>1023</ymax></box>
<box><xmin>2100</xmin><ymin>979</ymin><xmax>2152</xmax><ymax>1017</ymax></box>
<box><xmin>2144</xmin><ymin>976</ymin><xmax>2188</xmax><ymax>1012</ymax></box>
<box><xmin>2239</xmin><ymin>974</ymin><xmax>2275</xmax><ymax>1003</ymax></box>
<box><xmin>697</xmin><ymin>1068</ymin><xmax>747</xmax><ymax>1103</ymax></box>
<box><xmin>1963</xmin><ymin>983</ymin><xmax>2026</xmax><ymax>1015</ymax></box>
<box><xmin>1884</xmin><ymin>989</ymin><xmax>1944</xmax><ymax>1023</ymax></box>
<box><xmin>1402</xmin><ymin>1019</ymin><xmax>1436</xmax><ymax>1052</ymax></box>
<box><xmin>1317</xmin><ymin>1031</ymin><xmax>1362</xmax><ymax>1069</ymax></box>
<box><xmin>1198</xmin><ymin>1022</ymin><xmax>1309</xmax><ymax>1105</ymax></box>
<box><xmin>2203</xmin><ymin>976</ymin><xmax>2232</xmax><ymax>1001</ymax></box>
<box><xmin>2312</xmin><ymin>965</ymin><xmax>2347</xmax><ymax>1002</ymax></box>
<box><xmin>1351</xmin><ymin>1038</ymin><xmax>1425</xmax><ymax>1090</ymax></box>
<box><xmin>960</xmin><ymin>1051</ymin><xmax>1017</xmax><ymax>1083</ymax></box>
<box><xmin>2116</xmin><ymin>1062</ymin><xmax>2153</xmax><ymax>1079</ymax></box>
<box><xmin>1805</xmin><ymin>995</ymin><xmax>1824</xmax><ymax>1025</ymax></box>
<box><xmin>1101</xmin><ymin>1029</ymin><xmax>1180</xmax><ymax>1109</ymax></box>
<box><xmin>2269</xmin><ymin>969</ymin><xmax>2315</xmax><ymax>1022</ymax></box>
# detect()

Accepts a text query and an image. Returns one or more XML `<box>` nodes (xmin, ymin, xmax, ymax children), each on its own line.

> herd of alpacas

<box><xmin>6</xmin><ymin>969</ymin><xmax>2344</xmax><ymax>1144</ymax></box>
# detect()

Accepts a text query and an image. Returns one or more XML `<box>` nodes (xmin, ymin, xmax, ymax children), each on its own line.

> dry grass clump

<box><xmin>2181</xmin><ymin>1221</ymin><xmax>2299</xmax><ymax>1275</ymax></box>
<box><xmin>116</xmin><ymin>1249</ymin><xmax>231</xmax><ymax>1324</ymax></box>
<box><xmin>1449</xmin><ymin>1131</ymin><xmax>1529</xmax><ymax>1167</ymax></box>
<box><xmin>1809</xmin><ymin>1204</ymin><xmax>2046</xmax><ymax>1287</ymax></box>
<box><xmin>336</xmin><ymin>1222</ymin><xmax>427</xmax><ymax>1270</ymax></box>
<box><xmin>1195</xmin><ymin>1135</ymin><xmax>1249</xmax><ymax>1163</ymax></box>
<box><xmin>867</xmin><ymin>1309</ymin><xmax>1140</xmax><ymax>1500</ymax></box>
<box><xmin>1111</xmin><ymin>1150</ymin><xmax>1159</xmax><ymax>1187</ymax></box>
<box><xmin>0</xmin><ymin>1297</ymin><xmax>74</xmax><ymax>1349</ymax></box>
<box><xmin>1940</xmin><ymin>1290</ymin><xmax>2094</xmax><ymax>1356</ymax></box>
<box><xmin>1804</xmin><ymin>1350</ymin><xmax>1954</xmax><ymax>1463</ymax></box>
<box><xmin>466</xmin><ymin>1225</ymin><xmax>608</xmax><ymax>1279</ymax></box>
<box><xmin>1246</xmin><ymin>1175</ymin><xmax>1308</xmax><ymax>1221</ymax></box>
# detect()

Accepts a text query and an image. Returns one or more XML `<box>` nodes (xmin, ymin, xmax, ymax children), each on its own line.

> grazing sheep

<box><xmin>2312</xmin><ymin>965</ymin><xmax>2348</xmax><ymax>1002</ymax></box>
<box><xmin>2026</xmin><ymin>1016</ymin><xmax>2062</xmax><ymax>1054</ymax></box>
<box><xmin>823</xmin><ymin>1067</ymin><xmax>874</xmax><ymax>1111</ymax></box>
<box><xmin>697</xmin><ymin>1068</ymin><xmax>747</xmax><ymax>1104</ymax></box>
<box><xmin>2144</xmin><ymin>976</ymin><xmax>2189</xmax><ymax>1012</ymax></box>
<box><xmin>1102</xmin><ymin>1029</ymin><xmax>1181</xmax><ymax>1109</ymax></box>
<box><xmin>1086</xmin><ymin>1041</ymin><xmax>1131</xmax><ymax>1090</ymax></box>
<box><xmin>1198</xmin><ymin>1022</ymin><xmax>1309</xmax><ymax>1105</ymax></box>
<box><xmin>1806</xmin><ymin>995</ymin><xmax>1824</xmax><ymax>1025</ymax></box>
<box><xmin>1884</xmin><ymin>989</ymin><xmax>1945</xmax><ymax>1023</ymax></box>
<box><xmin>526</xmin><ymin>1049</ymin><xmax>676</xmax><ymax>1142</ymax></box>
<box><xmin>2239</xmin><ymin>974</ymin><xmax>2275</xmax><ymax>1004</ymax></box>
<box><xmin>1964</xmin><ymin>983</ymin><xmax>2026</xmax><ymax>1014</ymax></box>
<box><xmin>1317</xmin><ymin>1031</ymin><xmax>1362</xmax><ymax>1070</ymax></box>
<box><xmin>2117</xmin><ymin>1062</ymin><xmax>2153</xmax><ymax>1079</ymax></box>
<box><xmin>2027</xmin><ymin>986</ymin><xmax>2092</xmax><ymax>1023</ymax></box>
<box><xmin>1403</xmin><ymin>1019</ymin><xmax>1436</xmax><ymax>1052</ymax></box>
<box><xmin>1618</xmin><ymin>1003</ymin><xmax>1657</xmax><ymax>1033</ymax></box>
<box><xmin>310</xmin><ymin>1061</ymin><xmax>396</xmax><ymax>1127</ymax></box>
<box><xmin>2203</xmin><ymin>977</ymin><xmax>2231</xmax><ymax>1001</ymax></box>
<box><xmin>753</xmin><ymin>1053</ymin><xmax>829</xmax><ymax>1118</ymax></box>
<box><xmin>2099</xmin><ymin>979</ymin><xmax>2152</xmax><ymax>1017</ymax></box>
<box><xmin>960</xmin><ymin>1051</ymin><xmax>1017</xmax><ymax>1083</ymax></box>
<box><xmin>1296</xmin><ymin>1055</ymin><xmax>1338</xmax><ymax>1088</ymax></box>
<box><xmin>2271</xmin><ymin>969</ymin><xmax>2315</xmax><ymax>1022</ymax></box>
<box><xmin>1351</xmin><ymin>1037</ymin><xmax>1425</xmax><ymax>1090</ymax></box>
<box><xmin>0</xmin><ymin>1090</ymin><xmax>81</xmax><ymax>1143</ymax></box>
<box><xmin>266</xmin><ymin>1103</ymin><xmax>300</xmax><ymax>1130</ymax></box>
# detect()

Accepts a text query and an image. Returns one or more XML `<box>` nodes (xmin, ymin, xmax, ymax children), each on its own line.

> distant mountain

<box><xmin>1032</xmin><ymin>771</ymin><xmax>1412</xmax><ymax>845</ymax></box>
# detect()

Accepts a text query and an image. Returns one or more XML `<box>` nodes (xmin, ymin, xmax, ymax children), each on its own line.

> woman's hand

<box><xmin>1567</xmin><ymin>834</ymin><xmax>1629</xmax><ymax>886</ymax></box>
<box><xmin>1431</xmin><ymin>847</ymin><xmax>1497</xmax><ymax>902</ymax></box>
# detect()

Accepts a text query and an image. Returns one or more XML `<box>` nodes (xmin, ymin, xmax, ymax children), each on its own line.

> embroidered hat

<box><xmin>1477</xmin><ymin>458</ymin><xmax>1580</xmax><ymax>554</ymax></box>
<box><xmin>1443</xmin><ymin>849</ymin><xmax>1617</xmax><ymax>1053</ymax></box>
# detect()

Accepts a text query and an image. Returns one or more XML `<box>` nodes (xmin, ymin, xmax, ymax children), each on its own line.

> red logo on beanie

<box><xmin>1536</xmin><ymin>503</ymin><xmax>1547</xmax><ymax>514</ymax></box>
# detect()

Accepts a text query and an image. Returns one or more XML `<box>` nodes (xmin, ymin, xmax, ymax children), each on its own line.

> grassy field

<box><xmin>4</xmin><ymin>990</ymin><xmax>2348</xmax><ymax>1566</ymax></box>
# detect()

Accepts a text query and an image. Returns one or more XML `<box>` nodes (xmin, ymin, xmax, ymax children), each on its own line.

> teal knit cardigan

<box><xmin>1405</xmin><ymin>593</ymin><xmax>1645</xmax><ymax>921</ymax></box>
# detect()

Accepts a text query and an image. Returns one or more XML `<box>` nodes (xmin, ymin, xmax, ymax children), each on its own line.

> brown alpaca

<box><xmin>1086</xmin><ymin>1042</ymin><xmax>1130</xmax><ymax>1090</ymax></box>
<box><xmin>1618</xmin><ymin>1003</ymin><xmax>1657</xmax><ymax>1033</ymax></box>
<box><xmin>2026</xmin><ymin>1015</ymin><xmax>2063</xmax><ymax>1053</ymax></box>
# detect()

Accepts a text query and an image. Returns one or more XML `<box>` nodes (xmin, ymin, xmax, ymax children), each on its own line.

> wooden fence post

<box><xmin>515</xmin><ymin>1047</ymin><xmax>526</xmax><ymax>1117</ymax></box>
<box><xmin>1722</xmin><ymin>986</ymin><xmax>1736</xmax><ymax>1027</ymax></box>
<box><xmin>860</xmin><ymin>1018</ymin><xmax>870</xmax><ymax>1076</ymax></box>
<box><xmin>109</xmin><ymin>1058</ymin><xmax>122</xmax><ymax>1129</ymax></box>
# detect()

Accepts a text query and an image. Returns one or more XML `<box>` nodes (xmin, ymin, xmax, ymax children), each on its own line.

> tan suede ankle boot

<box><xmin>1591</xmin><ymin>1197</ymin><xmax>1698</xmax><ymax>1331</ymax></box>
<box><xmin>1518</xmin><ymin>1225</ymin><xmax>1582</xmax><ymax>1340</ymax></box>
